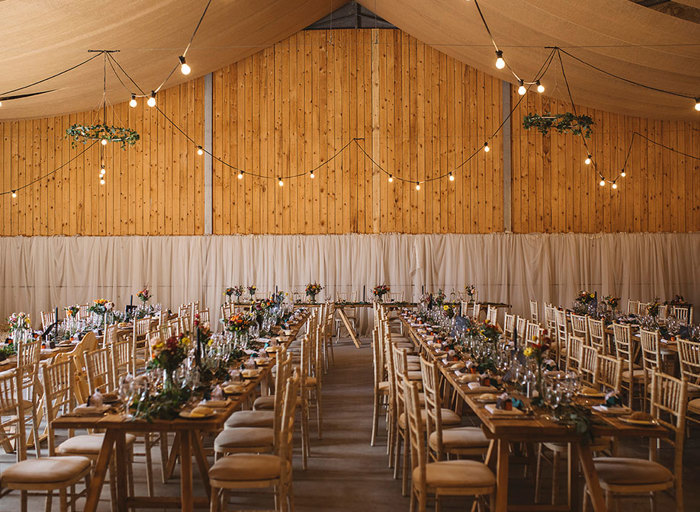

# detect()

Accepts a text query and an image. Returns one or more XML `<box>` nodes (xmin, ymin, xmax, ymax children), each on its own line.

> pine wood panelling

<box><xmin>511</xmin><ymin>91</ymin><xmax>700</xmax><ymax>233</ymax></box>
<box><xmin>0</xmin><ymin>79</ymin><xmax>205</xmax><ymax>235</ymax></box>
<box><xmin>212</xmin><ymin>29</ymin><xmax>504</xmax><ymax>234</ymax></box>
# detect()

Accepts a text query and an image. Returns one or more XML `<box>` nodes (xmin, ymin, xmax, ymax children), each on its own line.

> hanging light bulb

<box><xmin>278</xmin><ymin>177</ymin><xmax>284</xmax><ymax>187</ymax></box>
<box><xmin>695</xmin><ymin>98</ymin><xmax>700</xmax><ymax>111</ymax></box>
<box><xmin>129</xmin><ymin>95</ymin><xmax>137</xmax><ymax>108</ymax></box>
<box><xmin>147</xmin><ymin>91</ymin><xmax>156</xmax><ymax>108</ymax></box>
<box><xmin>0</xmin><ymin>101</ymin><xmax>3</xmax><ymax>108</ymax></box>
<box><xmin>483</xmin><ymin>142</ymin><xmax>490</xmax><ymax>153</ymax></box>
<box><xmin>101</xmin><ymin>138</ymin><xmax>108</xmax><ymax>146</ymax></box>
<box><xmin>536</xmin><ymin>81</ymin><xmax>545</xmax><ymax>94</ymax></box>
<box><xmin>449</xmin><ymin>172</ymin><xmax>455</xmax><ymax>182</ymax></box>
<box><xmin>100</xmin><ymin>178</ymin><xmax>106</xmax><ymax>185</ymax></box>
<box><xmin>388</xmin><ymin>175</ymin><xmax>394</xmax><ymax>183</ymax></box>
<box><xmin>238</xmin><ymin>171</ymin><xmax>244</xmax><ymax>180</ymax></box>
<box><xmin>517</xmin><ymin>80</ymin><xmax>526</xmax><ymax>96</ymax></box>
<box><xmin>495</xmin><ymin>50</ymin><xmax>505</xmax><ymax>70</ymax></box>
<box><xmin>599</xmin><ymin>179</ymin><xmax>605</xmax><ymax>187</ymax></box>
<box><xmin>11</xmin><ymin>190</ymin><xmax>16</xmax><ymax>198</ymax></box>
<box><xmin>100</xmin><ymin>167</ymin><xmax>106</xmax><ymax>176</ymax></box>
<box><xmin>179</xmin><ymin>56</ymin><xmax>191</xmax><ymax>76</ymax></box>
<box><xmin>612</xmin><ymin>182</ymin><xmax>618</xmax><ymax>190</ymax></box>
<box><xmin>415</xmin><ymin>182</ymin><xmax>421</xmax><ymax>191</ymax></box>
<box><xmin>585</xmin><ymin>155</ymin><xmax>592</xmax><ymax>165</ymax></box>
<box><xmin>620</xmin><ymin>170</ymin><xmax>627</xmax><ymax>178</ymax></box>
<box><xmin>197</xmin><ymin>146</ymin><xmax>204</xmax><ymax>156</ymax></box>
<box><xmin>309</xmin><ymin>171</ymin><xmax>315</xmax><ymax>179</ymax></box>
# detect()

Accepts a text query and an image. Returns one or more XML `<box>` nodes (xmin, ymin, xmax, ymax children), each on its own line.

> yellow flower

<box><xmin>523</xmin><ymin>347</ymin><xmax>533</xmax><ymax>357</ymax></box>
<box><xmin>443</xmin><ymin>305</ymin><xmax>449</xmax><ymax>311</ymax></box>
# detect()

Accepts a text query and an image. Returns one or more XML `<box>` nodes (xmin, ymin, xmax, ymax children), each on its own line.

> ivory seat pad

<box><xmin>399</xmin><ymin>408</ymin><xmax>461</xmax><ymax>429</ymax></box>
<box><xmin>225</xmin><ymin>410</ymin><xmax>274</xmax><ymax>429</ymax></box>
<box><xmin>1</xmin><ymin>456</ymin><xmax>91</xmax><ymax>484</ymax></box>
<box><xmin>305</xmin><ymin>376</ymin><xmax>317</xmax><ymax>387</ymax></box>
<box><xmin>57</xmin><ymin>433</ymin><xmax>135</xmax><ymax>456</ymax></box>
<box><xmin>214</xmin><ymin>427</ymin><xmax>274</xmax><ymax>451</ymax></box>
<box><xmin>406</xmin><ymin>354</ymin><xmax>420</xmax><ymax>363</ymax></box>
<box><xmin>407</xmin><ymin>363</ymin><xmax>421</xmax><ymax>371</ymax></box>
<box><xmin>378</xmin><ymin>381</ymin><xmax>390</xmax><ymax>392</ymax></box>
<box><xmin>687</xmin><ymin>398</ymin><xmax>700</xmax><ymax>414</ymax></box>
<box><xmin>407</xmin><ymin>370</ymin><xmax>423</xmax><ymax>381</ymax></box>
<box><xmin>429</xmin><ymin>427</ymin><xmax>489</xmax><ymax>450</ymax></box>
<box><xmin>415</xmin><ymin>460</ymin><xmax>495</xmax><ymax>488</ymax></box>
<box><xmin>594</xmin><ymin>457</ymin><xmax>673</xmax><ymax>486</ymax></box>
<box><xmin>621</xmin><ymin>369</ymin><xmax>646</xmax><ymax>381</ymax></box>
<box><xmin>209</xmin><ymin>453</ymin><xmax>283</xmax><ymax>481</ymax></box>
<box><xmin>253</xmin><ymin>395</ymin><xmax>276</xmax><ymax>410</ymax></box>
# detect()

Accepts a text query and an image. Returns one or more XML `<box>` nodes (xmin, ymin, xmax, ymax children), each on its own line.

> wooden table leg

<box><xmin>180</xmin><ymin>430</ymin><xmax>193</xmax><ymax>512</ymax></box>
<box><xmin>164</xmin><ymin>431</ymin><xmax>181</xmax><ymax>480</ymax></box>
<box><xmin>338</xmin><ymin>308</ymin><xmax>361</xmax><ymax>348</ymax></box>
<box><xmin>84</xmin><ymin>429</ymin><xmax>117</xmax><ymax>512</ymax></box>
<box><xmin>576</xmin><ymin>441</ymin><xmax>607</xmax><ymax>512</ymax></box>
<box><xmin>495</xmin><ymin>439</ymin><xmax>509</xmax><ymax>512</ymax></box>
<box><xmin>191</xmin><ymin>430</ymin><xmax>211</xmax><ymax>498</ymax></box>
<box><xmin>114</xmin><ymin>432</ymin><xmax>129</xmax><ymax>512</ymax></box>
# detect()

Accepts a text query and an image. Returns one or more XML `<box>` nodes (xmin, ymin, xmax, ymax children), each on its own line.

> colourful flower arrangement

<box><xmin>372</xmin><ymin>284</ymin><xmax>390</xmax><ymax>299</ymax></box>
<box><xmin>434</xmin><ymin>289</ymin><xmax>446</xmax><ymax>307</ymax></box>
<box><xmin>576</xmin><ymin>291</ymin><xmax>596</xmax><ymax>305</ymax></box>
<box><xmin>603</xmin><ymin>295</ymin><xmax>620</xmax><ymax>311</ymax></box>
<box><xmin>465</xmin><ymin>284</ymin><xmax>476</xmax><ymax>298</ymax></box>
<box><xmin>225</xmin><ymin>313</ymin><xmax>253</xmax><ymax>333</ymax></box>
<box><xmin>225</xmin><ymin>286</ymin><xmax>245</xmax><ymax>299</ymax></box>
<box><xmin>479</xmin><ymin>319</ymin><xmax>502</xmax><ymax>343</ymax></box>
<box><xmin>647</xmin><ymin>298</ymin><xmax>661</xmax><ymax>318</ymax></box>
<box><xmin>247</xmin><ymin>285</ymin><xmax>257</xmax><ymax>299</ymax></box>
<box><xmin>442</xmin><ymin>304</ymin><xmax>455</xmax><ymax>319</ymax></box>
<box><xmin>137</xmin><ymin>288</ymin><xmax>151</xmax><ymax>303</ymax></box>
<box><xmin>666</xmin><ymin>295</ymin><xmax>687</xmax><ymax>306</ymax></box>
<box><xmin>149</xmin><ymin>333</ymin><xmax>190</xmax><ymax>373</ymax></box>
<box><xmin>7</xmin><ymin>312</ymin><xmax>31</xmax><ymax>333</ymax></box>
<box><xmin>305</xmin><ymin>283</ymin><xmax>323</xmax><ymax>301</ymax></box>
<box><xmin>64</xmin><ymin>305</ymin><xmax>80</xmax><ymax>318</ymax></box>
<box><xmin>88</xmin><ymin>299</ymin><xmax>114</xmax><ymax>315</ymax></box>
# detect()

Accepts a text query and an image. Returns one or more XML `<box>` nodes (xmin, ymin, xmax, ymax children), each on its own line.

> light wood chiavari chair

<box><xmin>566</xmin><ymin>334</ymin><xmax>584</xmax><ymax>372</ymax></box>
<box><xmin>554</xmin><ymin>308</ymin><xmax>569</xmax><ymax>367</ymax></box>
<box><xmin>503</xmin><ymin>313</ymin><xmax>515</xmax><ymax>340</ymax></box>
<box><xmin>530</xmin><ymin>300</ymin><xmax>539</xmax><ymax>323</ymax></box>
<box><xmin>40</xmin><ymin>310</ymin><xmax>56</xmax><ymax>331</ymax></box>
<box><xmin>579</xmin><ymin>345</ymin><xmax>598</xmax><ymax>386</ymax></box>
<box><xmin>569</xmin><ymin>313</ymin><xmax>588</xmax><ymax>343</ymax></box>
<box><xmin>613</xmin><ymin>323</ymin><xmax>645</xmax><ymax>408</ymax></box>
<box><xmin>587</xmin><ymin>316</ymin><xmax>606</xmax><ymax>353</ymax></box>
<box><xmin>627</xmin><ymin>299</ymin><xmax>639</xmax><ymax>315</ymax></box>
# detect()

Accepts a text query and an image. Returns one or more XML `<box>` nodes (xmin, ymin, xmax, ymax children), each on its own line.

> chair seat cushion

<box><xmin>688</xmin><ymin>397</ymin><xmax>700</xmax><ymax>414</ymax></box>
<box><xmin>429</xmin><ymin>427</ymin><xmax>489</xmax><ymax>450</ymax></box>
<box><xmin>209</xmin><ymin>453</ymin><xmax>282</xmax><ymax>482</ymax></box>
<box><xmin>399</xmin><ymin>408</ymin><xmax>461</xmax><ymax>429</ymax></box>
<box><xmin>407</xmin><ymin>371</ymin><xmax>423</xmax><ymax>381</ymax></box>
<box><xmin>305</xmin><ymin>376</ymin><xmax>317</xmax><ymax>387</ymax></box>
<box><xmin>57</xmin><ymin>433</ymin><xmax>135</xmax><ymax>456</ymax></box>
<box><xmin>406</xmin><ymin>355</ymin><xmax>420</xmax><ymax>363</ymax></box>
<box><xmin>593</xmin><ymin>457</ymin><xmax>673</xmax><ymax>486</ymax></box>
<box><xmin>415</xmin><ymin>460</ymin><xmax>495</xmax><ymax>488</ymax></box>
<box><xmin>253</xmin><ymin>395</ymin><xmax>276</xmax><ymax>410</ymax></box>
<box><xmin>214</xmin><ymin>427</ymin><xmax>274</xmax><ymax>452</ymax></box>
<box><xmin>0</xmin><ymin>456</ymin><xmax>91</xmax><ymax>485</ymax></box>
<box><xmin>407</xmin><ymin>363</ymin><xmax>421</xmax><ymax>371</ymax></box>
<box><xmin>225</xmin><ymin>410</ymin><xmax>275</xmax><ymax>429</ymax></box>
<box><xmin>378</xmin><ymin>381</ymin><xmax>390</xmax><ymax>392</ymax></box>
<box><xmin>622</xmin><ymin>369</ymin><xmax>646</xmax><ymax>381</ymax></box>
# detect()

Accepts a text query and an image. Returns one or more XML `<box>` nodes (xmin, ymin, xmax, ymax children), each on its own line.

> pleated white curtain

<box><xmin>1</xmin><ymin>233</ymin><xmax>698</xmax><ymax>329</ymax></box>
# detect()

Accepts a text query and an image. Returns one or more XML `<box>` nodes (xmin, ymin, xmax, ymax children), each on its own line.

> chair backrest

<box><xmin>638</xmin><ymin>302</ymin><xmax>650</xmax><ymax>316</ymax></box>
<box><xmin>134</xmin><ymin>317</ymin><xmax>151</xmax><ymax>338</ymax></box>
<box><xmin>678</xmin><ymin>338</ymin><xmax>700</xmax><ymax>387</ymax></box>
<box><xmin>587</xmin><ymin>316</ymin><xmax>605</xmax><ymax>352</ymax></box>
<box><xmin>472</xmin><ymin>303</ymin><xmax>481</xmax><ymax>320</ymax></box>
<box><xmin>103</xmin><ymin>323</ymin><xmax>119</xmax><ymax>345</ymax></box>
<box><xmin>221</xmin><ymin>303</ymin><xmax>232</xmax><ymax>322</ymax></box>
<box><xmin>579</xmin><ymin>345</ymin><xmax>598</xmax><ymax>385</ymax></box>
<box><xmin>672</xmin><ymin>306</ymin><xmax>689</xmax><ymax>324</ymax></box>
<box><xmin>554</xmin><ymin>308</ymin><xmax>568</xmax><ymax>343</ymax></box>
<box><xmin>486</xmin><ymin>306</ymin><xmax>498</xmax><ymax>326</ymax></box>
<box><xmin>42</xmin><ymin>359</ymin><xmax>75</xmax><ymax>455</ymax></box>
<box><xmin>371</xmin><ymin>329</ymin><xmax>385</xmax><ymax>389</ymax></box>
<box><xmin>525</xmin><ymin>321</ymin><xmax>541</xmax><ymax>344</ymax></box>
<box><xmin>570</xmin><ymin>314</ymin><xmax>588</xmax><ymax>341</ymax></box>
<box><xmin>566</xmin><ymin>334</ymin><xmax>584</xmax><ymax>371</ymax></box>
<box><xmin>503</xmin><ymin>313</ymin><xmax>515</xmax><ymax>339</ymax></box>
<box><xmin>391</xmin><ymin>345</ymin><xmax>409</xmax><ymax>420</ymax></box>
<box><xmin>277</xmin><ymin>371</ymin><xmax>299</xmax><ymax>465</ymax></box>
<box><xmin>639</xmin><ymin>328</ymin><xmax>662</xmax><ymax>375</ymax></box>
<box><xmin>627</xmin><ymin>299</ymin><xmax>639</xmax><ymax>315</ymax></box>
<box><xmin>41</xmin><ymin>310</ymin><xmax>56</xmax><ymax>330</ymax></box>
<box><xmin>0</xmin><ymin>368</ymin><xmax>27</xmax><ymax>461</ymax></box>
<box><xmin>78</xmin><ymin>304</ymin><xmax>90</xmax><ymax>320</ymax></box>
<box><xmin>403</xmin><ymin>377</ymin><xmax>427</xmax><ymax>489</ymax></box>
<box><xmin>544</xmin><ymin>304</ymin><xmax>556</xmax><ymax>332</ymax></box>
<box><xmin>595</xmin><ymin>353</ymin><xmax>622</xmax><ymax>394</ymax></box>
<box><xmin>657</xmin><ymin>305</ymin><xmax>669</xmax><ymax>321</ymax></box>
<box><xmin>649</xmin><ymin>371</ymin><xmax>687</xmax><ymax>468</ymax></box>
<box><xmin>612</xmin><ymin>323</ymin><xmax>634</xmax><ymax>373</ymax></box>
<box><xmin>529</xmin><ymin>300</ymin><xmax>539</xmax><ymax>323</ymax></box>
<box><xmin>419</xmin><ymin>357</ymin><xmax>443</xmax><ymax>460</ymax></box>
<box><xmin>110</xmin><ymin>339</ymin><xmax>132</xmax><ymax>385</ymax></box>
<box><xmin>198</xmin><ymin>309</ymin><xmax>210</xmax><ymax>325</ymax></box>
<box><xmin>516</xmin><ymin>316</ymin><xmax>527</xmax><ymax>339</ymax></box>
<box><xmin>272</xmin><ymin>350</ymin><xmax>291</xmax><ymax>446</ymax></box>
<box><xmin>84</xmin><ymin>346</ymin><xmax>113</xmax><ymax>394</ymax></box>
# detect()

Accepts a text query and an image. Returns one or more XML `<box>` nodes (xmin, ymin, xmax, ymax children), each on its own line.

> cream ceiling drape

<box><xmin>1</xmin><ymin>233</ymin><xmax>697</xmax><ymax>330</ymax></box>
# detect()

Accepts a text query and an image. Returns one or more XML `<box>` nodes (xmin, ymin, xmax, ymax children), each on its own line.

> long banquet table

<box><xmin>51</xmin><ymin>312</ymin><xmax>309</xmax><ymax>512</ymax></box>
<box><xmin>399</xmin><ymin>314</ymin><xmax>669</xmax><ymax>512</ymax></box>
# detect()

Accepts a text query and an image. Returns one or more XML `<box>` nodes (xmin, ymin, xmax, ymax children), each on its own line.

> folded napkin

<box><xmin>72</xmin><ymin>405</ymin><xmax>110</xmax><ymax>416</ymax></box>
<box><xmin>592</xmin><ymin>405</ymin><xmax>631</xmax><ymax>416</ymax></box>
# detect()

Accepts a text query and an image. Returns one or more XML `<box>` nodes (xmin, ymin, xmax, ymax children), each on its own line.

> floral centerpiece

<box><xmin>647</xmin><ymin>298</ymin><xmax>661</xmax><ymax>318</ymax></box>
<box><xmin>465</xmin><ymin>284</ymin><xmax>476</xmax><ymax>300</ymax></box>
<box><xmin>88</xmin><ymin>299</ymin><xmax>114</xmax><ymax>316</ymax></box>
<box><xmin>523</xmin><ymin>331</ymin><xmax>553</xmax><ymax>404</ymax></box>
<box><xmin>434</xmin><ymin>289</ymin><xmax>446</xmax><ymax>307</ymax></box>
<box><xmin>225</xmin><ymin>286</ymin><xmax>245</xmax><ymax>301</ymax></box>
<box><xmin>148</xmin><ymin>333</ymin><xmax>191</xmax><ymax>392</ymax></box>
<box><xmin>602</xmin><ymin>295</ymin><xmax>620</xmax><ymax>312</ymax></box>
<box><xmin>573</xmin><ymin>290</ymin><xmax>596</xmax><ymax>315</ymax></box>
<box><xmin>666</xmin><ymin>295</ymin><xmax>688</xmax><ymax>306</ymax></box>
<box><xmin>372</xmin><ymin>284</ymin><xmax>390</xmax><ymax>301</ymax></box>
<box><xmin>247</xmin><ymin>285</ymin><xmax>257</xmax><ymax>301</ymax></box>
<box><xmin>225</xmin><ymin>313</ymin><xmax>253</xmax><ymax>334</ymax></box>
<box><xmin>0</xmin><ymin>341</ymin><xmax>16</xmax><ymax>362</ymax></box>
<box><xmin>65</xmin><ymin>305</ymin><xmax>80</xmax><ymax>318</ymax></box>
<box><xmin>442</xmin><ymin>304</ymin><xmax>456</xmax><ymax>319</ymax></box>
<box><xmin>305</xmin><ymin>283</ymin><xmax>323</xmax><ymax>303</ymax></box>
<box><xmin>7</xmin><ymin>312</ymin><xmax>30</xmax><ymax>336</ymax></box>
<box><xmin>137</xmin><ymin>288</ymin><xmax>151</xmax><ymax>303</ymax></box>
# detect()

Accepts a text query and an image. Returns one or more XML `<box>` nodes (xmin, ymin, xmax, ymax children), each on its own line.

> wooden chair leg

<box><xmin>59</xmin><ymin>488</ymin><xmax>68</xmax><ymax>512</ymax></box>
<box><xmin>534</xmin><ymin>443</ymin><xmax>543</xmax><ymax>503</ymax></box>
<box><xmin>402</xmin><ymin>432</ymin><xmax>409</xmax><ymax>496</ymax></box>
<box><xmin>20</xmin><ymin>490</ymin><xmax>28</xmax><ymax>512</ymax></box>
<box><xmin>371</xmin><ymin>393</ymin><xmax>379</xmax><ymax>446</ymax></box>
<box><xmin>44</xmin><ymin>490</ymin><xmax>52</xmax><ymax>512</ymax></box>
<box><xmin>551</xmin><ymin>450</ymin><xmax>559</xmax><ymax>505</ymax></box>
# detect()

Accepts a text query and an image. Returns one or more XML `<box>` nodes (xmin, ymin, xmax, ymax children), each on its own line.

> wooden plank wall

<box><xmin>0</xmin><ymin>28</ymin><xmax>698</xmax><ymax>236</ymax></box>
<box><xmin>0</xmin><ymin>79</ymin><xmax>205</xmax><ymax>235</ymax></box>
<box><xmin>212</xmin><ymin>29</ymin><xmax>503</xmax><ymax>234</ymax></box>
<box><xmin>511</xmin><ymin>92</ymin><xmax>700</xmax><ymax>233</ymax></box>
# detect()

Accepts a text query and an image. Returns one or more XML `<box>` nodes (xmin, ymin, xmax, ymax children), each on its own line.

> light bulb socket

<box><xmin>179</xmin><ymin>55</ymin><xmax>187</xmax><ymax>65</ymax></box>
<box><xmin>238</xmin><ymin>171</ymin><xmax>244</xmax><ymax>179</ymax></box>
<box><xmin>388</xmin><ymin>175</ymin><xmax>393</xmax><ymax>182</ymax></box>
<box><xmin>695</xmin><ymin>98</ymin><xmax>700</xmax><ymax>111</ymax></box>
<box><xmin>415</xmin><ymin>182</ymin><xmax>420</xmax><ymax>190</ymax></box>
<box><xmin>278</xmin><ymin>177</ymin><xmax>283</xmax><ymax>186</ymax></box>
<box><xmin>483</xmin><ymin>142</ymin><xmax>490</xmax><ymax>152</ymax></box>
<box><xmin>620</xmin><ymin>171</ymin><xmax>627</xmax><ymax>177</ymax></box>
<box><xmin>449</xmin><ymin>173</ymin><xmax>454</xmax><ymax>181</ymax></box>
<box><xmin>129</xmin><ymin>94</ymin><xmax>137</xmax><ymax>107</ymax></box>
<box><xmin>11</xmin><ymin>190</ymin><xmax>16</xmax><ymax>198</ymax></box>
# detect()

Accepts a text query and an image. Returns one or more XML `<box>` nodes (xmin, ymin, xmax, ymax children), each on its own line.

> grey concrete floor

<box><xmin>2</xmin><ymin>336</ymin><xmax>699</xmax><ymax>511</ymax></box>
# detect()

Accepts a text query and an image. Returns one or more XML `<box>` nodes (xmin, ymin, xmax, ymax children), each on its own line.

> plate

<box><xmin>224</xmin><ymin>384</ymin><xmax>247</xmax><ymax>394</ymax></box>
<box><xmin>179</xmin><ymin>409</ymin><xmax>216</xmax><ymax>419</ymax></box>
<box><xmin>241</xmin><ymin>369</ymin><xmax>261</xmax><ymax>379</ymax></box>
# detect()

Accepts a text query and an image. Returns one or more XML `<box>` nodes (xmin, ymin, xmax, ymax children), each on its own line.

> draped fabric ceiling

<box><xmin>0</xmin><ymin>0</ymin><xmax>698</xmax><ymax>121</ymax></box>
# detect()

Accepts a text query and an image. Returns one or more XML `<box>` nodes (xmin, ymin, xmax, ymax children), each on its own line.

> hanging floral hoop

<box><xmin>522</xmin><ymin>113</ymin><xmax>594</xmax><ymax>138</ymax></box>
<box><xmin>66</xmin><ymin>123</ymin><xmax>140</xmax><ymax>150</ymax></box>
